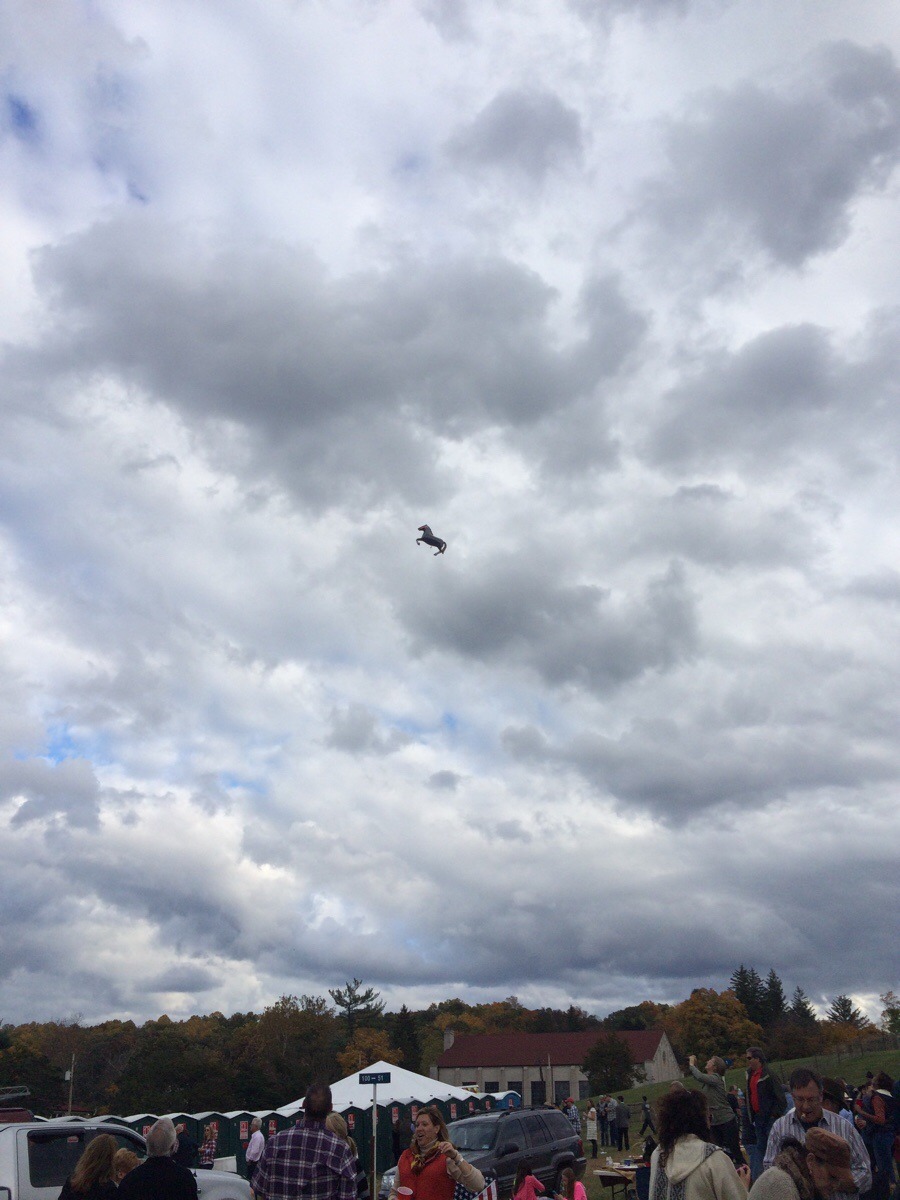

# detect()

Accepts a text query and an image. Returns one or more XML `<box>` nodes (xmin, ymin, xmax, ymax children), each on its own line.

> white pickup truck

<box><xmin>0</xmin><ymin>1121</ymin><xmax>252</xmax><ymax>1200</ymax></box>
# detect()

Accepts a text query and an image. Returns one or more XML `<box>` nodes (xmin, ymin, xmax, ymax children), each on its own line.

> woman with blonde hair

<box><xmin>390</xmin><ymin>1106</ymin><xmax>484</xmax><ymax>1200</ymax></box>
<box><xmin>199</xmin><ymin>1124</ymin><xmax>217</xmax><ymax>1168</ymax></box>
<box><xmin>58</xmin><ymin>1134</ymin><xmax>118</xmax><ymax>1200</ymax></box>
<box><xmin>325</xmin><ymin>1112</ymin><xmax>369</xmax><ymax>1200</ymax></box>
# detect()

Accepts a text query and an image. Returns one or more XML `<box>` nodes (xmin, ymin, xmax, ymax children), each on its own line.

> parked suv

<box><xmin>448</xmin><ymin>1107</ymin><xmax>585</xmax><ymax>1198</ymax></box>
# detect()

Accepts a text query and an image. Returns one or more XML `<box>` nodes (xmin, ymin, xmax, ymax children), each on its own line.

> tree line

<box><xmin>2</xmin><ymin>971</ymin><xmax>897</xmax><ymax>1116</ymax></box>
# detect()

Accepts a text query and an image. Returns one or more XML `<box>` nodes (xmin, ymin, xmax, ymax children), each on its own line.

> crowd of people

<box><xmin>53</xmin><ymin>1051</ymin><xmax>898</xmax><ymax>1200</ymax></box>
<box><xmin>582</xmin><ymin>1049</ymin><xmax>898</xmax><ymax>1200</ymax></box>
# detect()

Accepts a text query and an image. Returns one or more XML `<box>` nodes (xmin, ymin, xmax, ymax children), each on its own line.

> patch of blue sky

<box><xmin>44</xmin><ymin>721</ymin><xmax>112</xmax><ymax>767</ymax></box>
<box><xmin>6</xmin><ymin>94</ymin><xmax>39</xmax><ymax>143</ymax></box>
<box><xmin>441</xmin><ymin>711</ymin><xmax>459</xmax><ymax>733</ymax></box>
<box><xmin>393</xmin><ymin>713</ymin><xmax>429</xmax><ymax>737</ymax></box>
<box><xmin>219</xmin><ymin>771</ymin><xmax>268</xmax><ymax>796</ymax></box>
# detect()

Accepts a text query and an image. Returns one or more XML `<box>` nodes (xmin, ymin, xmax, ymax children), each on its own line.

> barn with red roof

<box><xmin>430</xmin><ymin>1028</ymin><xmax>679</xmax><ymax>1104</ymax></box>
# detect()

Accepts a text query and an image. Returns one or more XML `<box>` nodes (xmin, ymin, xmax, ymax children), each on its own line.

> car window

<box><xmin>27</xmin><ymin>1127</ymin><xmax>146</xmax><ymax>1188</ymax></box>
<box><xmin>497</xmin><ymin>1119</ymin><xmax>527</xmax><ymax>1150</ymax></box>
<box><xmin>450</xmin><ymin>1119</ymin><xmax>498</xmax><ymax>1152</ymax></box>
<box><xmin>528</xmin><ymin>1116</ymin><xmax>553</xmax><ymax>1146</ymax></box>
<box><xmin>27</xmin><ymin>1129</ymin><xmax>92</xmax><ymax>1188</ymax></box>
<box><xmin>544</xmin><ymin>1113</ymin><xmax>574</xmax><ymax>1141</ymax></box>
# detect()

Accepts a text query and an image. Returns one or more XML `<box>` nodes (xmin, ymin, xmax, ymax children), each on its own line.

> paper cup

<box><xmin>398</xmin><ymin>1188</ymin><xmax>414</xmax><ymax>1197</ymax></box>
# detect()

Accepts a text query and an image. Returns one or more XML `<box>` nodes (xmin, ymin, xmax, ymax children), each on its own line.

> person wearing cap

<box><xmin>820</xmin><ymin>1081</ymin><xmax>854</xmax><ymax>1126</ymax></box>
<box><xmin>762</xmin><ymin>1069</ymin><xmax>870</xmax><ymax>1200</ymax></box>
<box><xmin>749</xmin><ymin>1129</ymin><xmax>856</xmax><ymax>1200</ymax></box>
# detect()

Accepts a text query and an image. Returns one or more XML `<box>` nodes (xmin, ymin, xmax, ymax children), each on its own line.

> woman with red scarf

<box><xmin>390</xmin><ymin>1107</ymin><xmax>485</xmax><ymax>1200</ymax></box>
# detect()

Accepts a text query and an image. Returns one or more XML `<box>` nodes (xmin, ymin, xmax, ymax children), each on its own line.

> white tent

<box><xmin>277</xmin><ymin>1060</ymin><xmax>478</xmax><ymax>1115</ymax></box>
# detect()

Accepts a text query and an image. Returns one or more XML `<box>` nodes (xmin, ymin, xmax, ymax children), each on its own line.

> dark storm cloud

<box><xmin>10</xmin><ymin>218</ymin><xmax>644</xmax><ymax>505</ymax></box>
<box><xmin>399</xmin><ymin>558</ymin><xmax>697</xmax><ymax>695</ymax></box>
<box><xmin>144</xmin><ymin>965</ymin><xmax>219</xmax><ymax>993</ymax></box>
<box><xmin>646</xmin><ymin>314</ymin><xmax>900</xmax><ymax>474</ymax></box>
<box><xmin>644</xmin><ymin>41</ymin><xmax>900</xmax><ymax>265</ymax></box>
<box><xmin>447</xmin><ymin>88</ymin><xmax>584</xmax><ymax>182</ymax></box>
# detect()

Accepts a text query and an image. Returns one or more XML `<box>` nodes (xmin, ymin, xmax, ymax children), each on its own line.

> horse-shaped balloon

<box><xmin>416</xmin><ymin>524</ymin><xmax>447</xmax><ymax>556</ymax></box>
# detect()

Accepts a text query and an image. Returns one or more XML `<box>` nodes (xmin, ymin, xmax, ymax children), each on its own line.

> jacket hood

<box><xmin>663</xmin><ymin>1136</ymin><xmax>715</xmax><ymax>1184</ymax></box>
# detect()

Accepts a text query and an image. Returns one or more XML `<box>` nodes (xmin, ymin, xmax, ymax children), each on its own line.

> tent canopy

<box><xmin>277</xmin><ymin>1060</ymin><xmax>478</xmax><ymax>1115</ymax></box>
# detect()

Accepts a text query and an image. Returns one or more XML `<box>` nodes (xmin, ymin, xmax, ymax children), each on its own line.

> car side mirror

<box><xmin>499</xmin><ymin>1142</ymin><xmax>520</xmax><ymax>1156</ymax></box>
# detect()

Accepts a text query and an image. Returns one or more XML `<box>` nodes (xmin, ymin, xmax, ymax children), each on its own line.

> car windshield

<box><xmin>449</xmin><ymin>1120</ymin><xmax>497</xmax><ymax>1152</ymax></box>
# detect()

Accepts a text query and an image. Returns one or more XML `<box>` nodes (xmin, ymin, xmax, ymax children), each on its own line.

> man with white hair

<box><xmin>246</xmin><ymin>1117</ymin><xmax>266</xmax><ymax>1194</ymax></box>
<box><xmin>118</xmin><ymin>1117</ymin><xmax>199</xmax><ymax>1200</ymax></box>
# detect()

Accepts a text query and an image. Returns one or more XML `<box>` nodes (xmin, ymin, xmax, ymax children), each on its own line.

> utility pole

<box><xmin>66</xmin><ymin>1054</ymin><xmax>75</xmax><ymax>1115</ymax></box>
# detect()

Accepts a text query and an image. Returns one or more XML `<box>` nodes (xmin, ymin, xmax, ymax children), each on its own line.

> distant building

<box><xmin>431</xmin><ymin>1029</ymin><xmax>679</xmax><ymax>1104</ymax></box>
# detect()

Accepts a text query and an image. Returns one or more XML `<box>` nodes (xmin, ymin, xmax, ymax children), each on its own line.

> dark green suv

<box><xmin>448</xmin><ymin>1108</ymin><xmax>586</xmax><ymax>1198</ymax></box>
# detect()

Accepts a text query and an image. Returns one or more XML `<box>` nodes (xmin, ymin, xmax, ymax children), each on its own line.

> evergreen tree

<box><xmin>826</xmin><ymin>995</ymin><xmax>867</xmax><ymax>1028</ymax></box>
<box><xmin>762</xmin><ymin>970</ymin><xmax>787</xmax><ymax>1028</ymax></box>
<box><xmin>879</xmin><ymin>991</ymin><xmax>900</xmax><ymax>1036</ymax></box>
<box><xmin>582</xmin><ymin>1035</ymin><xmax>643</xmax><ymax>1093</ymax></box>
<box><xmin>328</xmin><ymin>979</ymin><xmax>385</xmax><ymax>1036</ymax></box>
<box><xmin>789</xmin><ymin>987</ymin><xmax>818</xmax><ymax>1026</ymax></box>
<box><xmin>392</xmin><ymin>1005</ymin><xmax>421</xmax><ymax>1073</ymax></box>
<box><xmin>730</xmin><ymin>965</ymin><xmax>766</xmax><ymax>1026</ymax></box>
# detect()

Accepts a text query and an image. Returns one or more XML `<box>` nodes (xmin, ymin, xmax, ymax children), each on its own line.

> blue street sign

<box><xmin>359</xmin><ymin>1071</ymin><xmax>391</xmax><ymax>1084</ymax></box>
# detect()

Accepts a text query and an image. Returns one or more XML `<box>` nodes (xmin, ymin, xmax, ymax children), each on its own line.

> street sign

<box><xmin>359</xmin><ymin>1071</ymin><xmax>391</xmax><ymax>1084</ymax></box>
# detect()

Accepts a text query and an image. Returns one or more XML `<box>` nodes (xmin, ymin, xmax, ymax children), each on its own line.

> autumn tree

<box><xmin>0</xmin><ymin>1040</ymin><xmax>66</xmax><ymax>1113</ymax></box>
<box><xmin>239</xmin><ymin>994</ymin><xmax>338</xmax><ymax>1108</ymax></box>
<box><xmin>662</xmin><ymin>989</ymin><xmax>764</xmax><ymax>1062</ymax></box>
<box><xmin>583</xmin><ymin>1034</ymin><xmax>643</xmax><ymax>1093</ymax></box>
<box><xmin>603</xmin><ymin>1002</ymin><xmax>670</xmax><ymax>1032</ymax></box>
<box><xmin>337</xmin><ymin>1027</ymin><xmax>401</xmax><ymax>1076</ymax></box>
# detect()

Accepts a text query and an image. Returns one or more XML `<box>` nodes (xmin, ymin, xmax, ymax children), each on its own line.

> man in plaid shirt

<box><xmin>254</xmin><ymin>1083</ymin><xmax>357</xmax><ymax>1200</ymax></box>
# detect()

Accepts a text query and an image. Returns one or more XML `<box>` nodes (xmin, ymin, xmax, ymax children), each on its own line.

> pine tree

<box><xmin>826</xmin><ymin>995</ymin><xmax>867</xmax><ymax>1028</ymax></box>
<box><xmin>392</xmin><ymin>1005</ymin><xmax>421</xmax><ymax>1073</ymax></box>
<box><xmin>789</xmin><ymin>987</ymin><xmax>818</xmax><ymax>1026</ymax></box>
<box><xmin>730</xmin><ymin>965</ymin><xmax>766</xmax><ymax>1026</ymax></box>
<box><xmin>762</xmin><ymin>970</ymin><xmax>787</xmax><ymax>1028</ymax></box>
<box><xmin>328</xmin><ymin>979</ymin><xmax>385</xmax><ymax>1036</ymax></box>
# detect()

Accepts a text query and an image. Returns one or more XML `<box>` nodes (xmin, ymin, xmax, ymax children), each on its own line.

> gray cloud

<box><xmin>145</xmin><ymin>965</ymin><xmax>220</xmax><ymax>993</ymax></box>
<box><xmin>399</xmin><ymin>557</ymin><xmax>697</xmax><ymax>696</ymax></box>
<box><xmin>646</xmin><ymin>314</ymin><xmax>900</xmax><ymax>475</ymax></box>
<box><xmin>325</xmin><ymin>704</ymin><xmax>412</xmax><ymax>755</ymax></box>
<box><xmin>4</xmin><ymin>758</ymin><xmax>101</xmax><ymax>830</ymax></box>
<box><xmin>644</xmin><ymin>41</ymin><xmax>900</xmax><ymax>265</ymax></box>
<box><xmin>428</xmin><ymin>770</ymin><xmax>461</xmax><ymax>789</ymax></box>
<box><xmin>7</xmin><ymin>220</ymin><xmax>648</xmax><ymax>508</ymax></box>
<box><xmin>447</xmin><ymin>88</ymin><xmax>584</xmax><ymax>182</ymax></box>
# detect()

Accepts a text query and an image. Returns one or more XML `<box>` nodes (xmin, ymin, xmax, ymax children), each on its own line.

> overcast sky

<box><xmin>2</xmin><ymin>0</ymin><xmax>899</xmax><ymax>1032</ymax></box>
